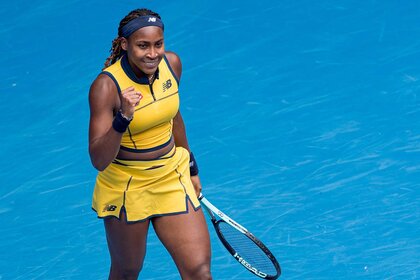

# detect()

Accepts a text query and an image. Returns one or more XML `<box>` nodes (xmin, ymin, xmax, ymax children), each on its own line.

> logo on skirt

<box><xmin>103</xmin><ymin>205</ymin><xmax>117</xmax><ymax>212</ymax></box>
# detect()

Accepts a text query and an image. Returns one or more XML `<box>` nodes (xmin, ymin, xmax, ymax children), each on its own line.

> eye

<box><xmin>155</xmin><ymin>41</ymin><xmax>163</xmax><ymax>48</ymax></box>
<box><xmin>138</xmin><ymin>43</ymin><xmax>148</xmax><ymax>49</ymax></box>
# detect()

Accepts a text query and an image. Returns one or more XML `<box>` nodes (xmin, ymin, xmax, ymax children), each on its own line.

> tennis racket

<box><xmin>199</xmin><ymin>193</ymin><xmax>281</xmax><ymax>279</ymax></box>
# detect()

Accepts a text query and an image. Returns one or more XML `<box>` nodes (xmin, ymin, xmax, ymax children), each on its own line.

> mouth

<box><xmin>143</xmin><ymin>60</ymin><xmax>160</xmax><ymax>69</ymax></box>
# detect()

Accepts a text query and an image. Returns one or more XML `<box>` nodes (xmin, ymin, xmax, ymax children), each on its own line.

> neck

<box><xmin>148</xmin><ymin>73</ymin><xmax>155</xmax><ymax>84</ymax></box>
<box><xmin>128</xmin><ymin>59</ymin><xmax>147</xmax><ymax>79</ymax></box>
<box><xmin>128</xmin><ymin>59</ymin><xmax>155</xmax><ymax>84</ymax></box>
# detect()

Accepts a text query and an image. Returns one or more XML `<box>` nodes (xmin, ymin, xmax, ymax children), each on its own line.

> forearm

<box><xmin>89</xmin><ymin>128</ymin><xmax>123</xmax><ymax>171</ymax></box>
<box><xmin>172</xmin><ymin>111</ymin><xmax>200</xmax><ymax>177</ymax></box>
<box><xmin>172</xmin><ymin>112</ymin><xmax>190</xmax><ymax>152</ymax></box>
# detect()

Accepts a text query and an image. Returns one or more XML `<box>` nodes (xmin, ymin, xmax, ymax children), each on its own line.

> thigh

<box><xmin>152</xmin><ymin>200</ymin><xmax>211</xmax><ymax>275</ymax></box>
<box><xmin>104</xmin><ymin>210</ymin><xmax>150</xmax><ymax>270</ymax></box>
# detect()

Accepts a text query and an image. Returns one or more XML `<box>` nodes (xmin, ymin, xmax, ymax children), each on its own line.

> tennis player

<box><xmin>88</xmin><ymin>8</ymin><xmax>212</xmax><ymax>279</ymax></box>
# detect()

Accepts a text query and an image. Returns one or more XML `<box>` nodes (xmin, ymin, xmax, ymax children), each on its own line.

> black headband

<box><xmin>121</xmin><ymin>16</ymin><xmax>164</xmax><ymax>38</ymax></box>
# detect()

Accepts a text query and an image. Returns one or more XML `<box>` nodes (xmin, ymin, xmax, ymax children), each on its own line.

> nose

<box><xmin>147</xmin><ymin>47</ymin><xmax>158</xmax><ymax>59</ymax></box>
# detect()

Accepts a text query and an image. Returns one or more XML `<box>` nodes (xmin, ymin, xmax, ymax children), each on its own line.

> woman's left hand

<box><xmin>190</xmin><ymin>175</ymin><xmax>202</xmax><ymax>197</ymax></box>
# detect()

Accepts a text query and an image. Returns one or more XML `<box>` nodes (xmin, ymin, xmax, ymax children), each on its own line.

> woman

<box><xmin>88</xmin><ymin>8</ymin><xmax>212</xmax><ymax>280</ymax></box>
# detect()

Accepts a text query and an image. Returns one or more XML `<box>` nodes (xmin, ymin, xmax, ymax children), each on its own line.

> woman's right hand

<box><xmin>120</xmin><ymin>86</ymin><xmax>142</xmax><ymax>118</ymax></box>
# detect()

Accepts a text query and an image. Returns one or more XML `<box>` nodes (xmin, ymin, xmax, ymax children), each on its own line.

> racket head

<box><xmin>212</xmin><ymin>220</ymin><xmax>281</xmax><ymax>279</ymax></box>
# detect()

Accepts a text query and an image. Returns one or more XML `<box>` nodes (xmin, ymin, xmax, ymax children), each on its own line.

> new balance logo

<box><xmin>162</xmin><ymin>79</ymin><xmax>172</xmax><ymax>92</ymax></box>
<box><xmin>148</xmin><ymin>17</ymin><xmax>157</xmax><ymax>22</ymax></box>
<box><xmin>102</xmin><ymin>205</ymin><xmax>117</xmax><ymax>212</ymax></box>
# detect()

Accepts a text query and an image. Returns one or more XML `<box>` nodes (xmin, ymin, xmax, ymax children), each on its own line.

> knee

<box><xmin>109</xmin><ymin>264</ymin><xmax>142</xmax><ymax>280</ymax></box>
<box><xmin>186</xmin><ymin>263</ymin><xmax>212</xmax><ymax>280</ymax></box>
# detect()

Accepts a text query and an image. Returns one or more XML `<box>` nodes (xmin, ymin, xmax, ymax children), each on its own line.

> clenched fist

<box><xmin>120</xmin><ymin>86</ymin><xmax>142</xmax><ymax>118</ymax></box>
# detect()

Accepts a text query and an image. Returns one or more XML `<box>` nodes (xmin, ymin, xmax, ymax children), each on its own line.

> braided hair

<box><xmin>103</xmin><ymin>8</ymin><xmax>162</xmax><ymax>69</ymax></box>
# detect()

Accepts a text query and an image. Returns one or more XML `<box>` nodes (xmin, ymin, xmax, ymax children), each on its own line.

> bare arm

<box><xmin>166</xmin><ymin>51</ymin><xmax>202</xmax><ymax>196</ymax></box>
<box><xmin>88</xmin><ymin>74</ymin><xmax>122</xmax><ymax>171</ymax></box>
<box><xmin>165</xmin><ymin>51</ymin><xmax>190</xmax><ymax>150</ymax></box>
<box><xmin>173</xmin><ymin>111</ymin><xmax>190</xmax><ymax>151</ymax></box>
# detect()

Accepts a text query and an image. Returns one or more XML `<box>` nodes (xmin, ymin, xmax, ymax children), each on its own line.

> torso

<box><xmin>103</xmin><ymin>53</ymin><xmax>180</xmax><ymax>161</ymax></box>
<box><xmin>116</xmin><ymin>137</ymin><xmax>175</xmax><ymax>160</ymax></box>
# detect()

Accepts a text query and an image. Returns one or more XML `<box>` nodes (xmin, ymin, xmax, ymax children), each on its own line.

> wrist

<box><xmin>119</xmin><ymin>110</ymin><xmax>133</xmax><ymax>121</ymax></box>
<box><xmin>112</xmin><ymin>110</ymin><xmax>132</xmax><ymax>133</ymax></box>
<box><xmin>189</xmin><ymin>152</ymin><xmax>199</xmax><ymax>176</ymax></box>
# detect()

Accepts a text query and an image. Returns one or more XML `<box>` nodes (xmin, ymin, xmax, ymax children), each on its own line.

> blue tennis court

<box><xmin>1</xmin><ymin>0</ymin><xmax>419</xmax><ymax>279</ymax></box>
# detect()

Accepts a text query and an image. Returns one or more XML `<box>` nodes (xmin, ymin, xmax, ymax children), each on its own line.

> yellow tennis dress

<box><xmin>91</xmin><ymin>54</ymin><xmax>200</xmax><ymax>222</ymax></box>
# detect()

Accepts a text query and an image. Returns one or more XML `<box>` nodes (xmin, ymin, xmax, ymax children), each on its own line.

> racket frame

<box><xmin>199</xmin><ymin>193</ymin><xmax>281</xmax><ymax>279</ymax></box>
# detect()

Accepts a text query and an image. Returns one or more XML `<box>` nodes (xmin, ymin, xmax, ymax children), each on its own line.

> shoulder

<box><xmin>89</xmin><ymin>73</ymin><xmax>119</xmax><ymax>109</ymax></box>
<box><xmin>165</xmin><ymin>51</ymin><xmax>182</xmax><ymax>80</ymax></box>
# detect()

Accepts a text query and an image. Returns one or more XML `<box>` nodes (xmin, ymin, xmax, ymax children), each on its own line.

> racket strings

<box><xmin>217</xmin><ymin>221</ymin><xmax>278</xmax><ymax>276</ymax></box>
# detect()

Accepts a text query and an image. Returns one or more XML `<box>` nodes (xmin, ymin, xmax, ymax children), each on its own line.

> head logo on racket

<box><xmin>234</xmin><ymin>253</ymin><xmax>268</xmax><ymax>278</ymax></box>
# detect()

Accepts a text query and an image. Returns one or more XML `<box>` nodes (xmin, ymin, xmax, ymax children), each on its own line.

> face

<box><xmin>122</xmin><ymin>26</ymin><xmax>165</xmax><ymax>77</ymax></box>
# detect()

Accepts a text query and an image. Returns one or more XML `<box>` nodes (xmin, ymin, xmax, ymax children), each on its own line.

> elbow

<box><xmin>90</xmin><ymin>158</ymin><xmax>106</xmax><ymax>171</ymax></box>
<box><xmin>93</xmin><ymin>162</ymin><xmax>107</xmax><ymax>172</ymax></box>
<box><xmin>89</xmin><ymin>150</ymin><xmax>110</xmax><ymax>171</ymax></box>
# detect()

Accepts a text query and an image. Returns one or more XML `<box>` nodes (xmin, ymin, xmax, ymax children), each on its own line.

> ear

<box><xmin>121</xmin><ymin>37</ymin><xmax>128</xmax><ymax>51</ymax></box>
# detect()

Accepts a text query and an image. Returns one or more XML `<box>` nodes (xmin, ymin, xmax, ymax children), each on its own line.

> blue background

<box><xmin>0</xmin><ymin>0</ymin><xmax>419</xmax><ymax>279</ymax></box>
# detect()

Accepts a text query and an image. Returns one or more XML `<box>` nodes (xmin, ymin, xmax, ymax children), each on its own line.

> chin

<box><xmin>143</xmin><ymin>67</ymin><xmax>158</xmax><ymax>75</ymax></box>
<box><xmin>140</xmin><ymin>63</ymin><xmax>159</xmax><ymax>75</ymax></box>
